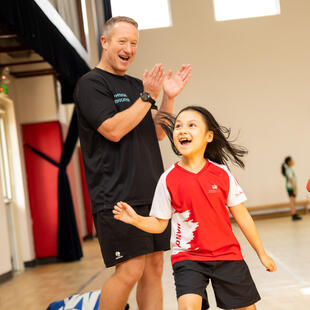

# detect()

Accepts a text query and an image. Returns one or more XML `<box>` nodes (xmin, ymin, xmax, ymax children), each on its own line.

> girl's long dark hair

<box><xmin>281</xmin><ymin>156</ymin><xmax>291</xmax><ymax>176</ymax></box>
<box><xmin>157</xmin><ymin>106</ymin><xmax>248</xmax><ymax>168</ymax></box>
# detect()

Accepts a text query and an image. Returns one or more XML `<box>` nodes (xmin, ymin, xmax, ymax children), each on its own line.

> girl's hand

<box><xmin>259</xmin><ymin>253</ymin><xmax>277</xmax><ymax>272</ymax></box>
<box><xmin>113</xmin><ymin>201</ymin><xmax>138</xmax><ymax>225</ymax></box>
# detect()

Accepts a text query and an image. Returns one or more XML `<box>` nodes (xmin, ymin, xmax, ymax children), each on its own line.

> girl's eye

<box><xmin>175</xmin><ymin>124</ymin><xmax>181</xmax><ymax>129</ymax></box>
<box><xmin>189</xmin><ymin>123</ymin><xmax>196</xmax><ymax>127</ymax></box>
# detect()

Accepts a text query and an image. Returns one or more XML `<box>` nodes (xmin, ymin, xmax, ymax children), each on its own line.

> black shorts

<box><xmin>173</xmin><ymin>260</ymin><xmax>261</xmax><ymax>309</ymax></box>
<box><xmin>93</xmin><ymin>205</ymin><xmax>171</xmax><ymax>267</ymax></box>
<box><xmin>287</xmin><ymin>189</ymin><xmax>296</xmax><ymax>197</ymax></box>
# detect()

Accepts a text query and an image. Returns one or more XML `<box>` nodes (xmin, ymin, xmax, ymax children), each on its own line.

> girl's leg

<box><xmin>290</xmin><ymin>196</ymin><xmax>302</xmax><ymax>220</ymax></box>
<box><xmin>178</xmin><ymin>293</ymin><xmax>202</xmax><ymax>310</ymax></box>
<box><xmin>289</xmin><ymin>196</ymin><xmax>297</xmax><ymax>214</ymax></box>
<box><xmin>234</xmin><ymin>304</ymin><xmax>257</xmax><ymax>310</ymax></box>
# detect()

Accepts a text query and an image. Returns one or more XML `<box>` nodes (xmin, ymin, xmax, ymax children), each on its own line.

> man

<box><xmin>74</xmin><ymin>16</ymin><xmax>191</xmax><ymax>310</ymax></box>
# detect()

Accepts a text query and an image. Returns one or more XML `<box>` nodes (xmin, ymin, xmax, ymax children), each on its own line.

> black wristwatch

<box><xmin>140</xmin><ymin>91</ymin><xmax>156</xmax><ymax>105</ymax></box>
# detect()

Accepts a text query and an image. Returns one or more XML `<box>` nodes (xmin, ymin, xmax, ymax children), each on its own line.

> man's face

<box><xmin>101</xmin><ymin>22</ymin><xmax>139</xmax><ymax>76</ymax></box>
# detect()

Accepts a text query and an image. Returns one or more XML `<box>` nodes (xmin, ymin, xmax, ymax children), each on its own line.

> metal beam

<box><xmin>10</xmin><ymin>68</ymin><xmax>56</xmax><ymax>78</ymax></box>
<box><xmin>0</xmin><ymin>60</ymin><xmax>46</xmax><ymax>67</ymax></box>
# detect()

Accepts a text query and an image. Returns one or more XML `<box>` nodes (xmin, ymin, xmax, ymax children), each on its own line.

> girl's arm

<box><xmin>288</xmin><ymin>177</ymin><xmax>297</xmax><ymax>194</ymax></box>
<box><xmin>229</xmin><ymin>203</ymin><xmax>277</xmax><ymax>272</ymax></box>
<box><xmin>113</xmin><ymin>201</ymin><xmax>169</xmax><ymax>234</ymax></box>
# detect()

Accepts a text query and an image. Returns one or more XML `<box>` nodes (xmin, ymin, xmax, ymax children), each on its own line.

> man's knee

<box><xmin>115</xmin><ymin>256</ymin><xmax>145</xmax><ymax>285</ymax></box>
<box><xmin>145</xmin><ymin>251</ymin><xmax>164</xmax><ymax>277</ymax></box>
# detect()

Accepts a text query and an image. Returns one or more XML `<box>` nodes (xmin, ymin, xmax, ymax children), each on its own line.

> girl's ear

<box><xmin>206</xmin><ymin>130</ymin><xmax>214</xmax><ymax>143</ymax></box>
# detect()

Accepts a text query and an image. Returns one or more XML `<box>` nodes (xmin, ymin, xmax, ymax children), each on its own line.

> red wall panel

<box><xmin>22</xmin><ymin>121</ymin><xmax>63</xmax><ymax>258</ymax></box>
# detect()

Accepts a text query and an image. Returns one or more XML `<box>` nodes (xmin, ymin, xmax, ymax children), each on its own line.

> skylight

<box><xmin>213</xmin><ymin>0</ymin><xmax>280</xmax><ymax>21</ymax></box>
<box><xmin>110</xmin><ymin>0</ymin><xmax>172</xmax><ymax>30</ymax></box>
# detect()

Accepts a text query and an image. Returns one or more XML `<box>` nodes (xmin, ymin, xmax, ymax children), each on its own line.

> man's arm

<box><xmin>98</xmin><ymin>99</ymin><xmax>152</xmax><ymax>142</ymax></box>
<box><xmin>152</xmin><ymin>64</ymin><xmax>191</xmax><ymax>140</ymax></box>
<box><xmin>98</xmin><ymin>64</ymin><xmax>164</xmax><ymax>142</ymax></box>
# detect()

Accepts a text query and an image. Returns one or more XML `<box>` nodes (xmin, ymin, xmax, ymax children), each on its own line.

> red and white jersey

<box><xmin>150</xmin><ymin>159</ymin><xmax>247</xmax><ymax>265</ymax></box>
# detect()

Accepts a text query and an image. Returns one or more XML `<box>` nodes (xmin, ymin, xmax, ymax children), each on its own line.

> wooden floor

<box><xmin>1</xmin><ymin>215</ymin><xmax>310</xmax><ymax>309</ymax></box>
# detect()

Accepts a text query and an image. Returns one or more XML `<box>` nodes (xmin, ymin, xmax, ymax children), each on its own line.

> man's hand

<box><xmin>143</xmin><ymin>64</ymin><xmax>165</xmax><ymax>100</ymax></box>
<box><xmin>163</xmin><ymin>64</ymin><xmax>191</xmax><ymax>99</ymax></box>
<box><xmin>113</xmin><ymin>201</ymin><xmax>138</xmax><ymax>225</ymax></box>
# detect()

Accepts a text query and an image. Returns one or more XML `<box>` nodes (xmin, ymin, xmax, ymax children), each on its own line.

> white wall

<box><xmin>128</xmin><ymin>0</ymin><xmax>310</xmax><ymax>207</ymax></box>
<box><xmin>0</xmin><ymin>158</ymin><xmax>12</xmax><ymax>275</ymax></box>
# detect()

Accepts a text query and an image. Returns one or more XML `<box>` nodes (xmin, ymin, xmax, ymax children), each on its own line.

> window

<box><xmin>47</xmin><ymin>0</ymin><xmax>87</xmax><ymax>49</ymax></box>
<box><xmin>213</xmin><ymin>0</ymin><xmax>280</xmax><ymax>21</ymax></box>
<box><xmin>110</xmin><ymin>0</ymin><xmax>172</xmax><ymax>30</ymax></box>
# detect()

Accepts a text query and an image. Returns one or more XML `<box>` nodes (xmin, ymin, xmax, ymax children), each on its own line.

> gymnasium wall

<box><xmin>7</xmin><ymin>73</ymin><xmax>85</xmax><ymax>263</ymax></box>
<box><xmin>128</xmin><ymin>0</ymin><xmax>310</xmax><ymax>207</ymax></box>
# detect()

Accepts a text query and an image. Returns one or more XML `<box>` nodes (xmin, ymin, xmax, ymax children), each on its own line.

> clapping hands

<box><xmin>143</xmin><ymin>63</ymin><xmax>192</xmax><ymax>100</ymax></box>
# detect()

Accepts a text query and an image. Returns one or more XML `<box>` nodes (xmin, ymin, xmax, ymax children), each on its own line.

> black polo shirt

<box><xmin>74</xmin><ymin>68</ymin><xmax>164</xmax><ymax>214</ymax></box>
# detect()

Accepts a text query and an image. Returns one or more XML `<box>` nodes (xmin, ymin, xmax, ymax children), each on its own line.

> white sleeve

<box><xmin>286</xmin><ymin>168</ymin><xmax>293</xmax><ymax>179</ymax></box>
<box><xmin>149</xmin><ymin>173</ymin><xmax>172</xmax><ymax>219</ymax></box>
<box><xmin>226</xmin><ymin>170</ymin><xmax>247</xmax><ymax>207</ymax></box>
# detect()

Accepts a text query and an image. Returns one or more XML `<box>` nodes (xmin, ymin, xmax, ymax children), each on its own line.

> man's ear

<box><xmin>100</xmin><ymin>36</ymin><xmax>108</xmax><ymax>51</ymax></box>
<box><xmin>207</xmin><ymin>130</ymin><xmax>214</xmax><ymax>143</ymax></box>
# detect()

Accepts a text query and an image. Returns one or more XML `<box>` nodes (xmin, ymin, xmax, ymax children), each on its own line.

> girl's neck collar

<box><xmin>177</xmin><ymin>158</ymin><xmax>208</xmax><ymax>174</ymax></box>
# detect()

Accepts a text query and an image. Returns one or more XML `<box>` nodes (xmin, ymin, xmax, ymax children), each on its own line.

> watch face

<box><xmin>140</xmin><ymin>92</ymin><xmax>155</xmax><ymax>104</ymax></box>
<box><xmin>141</xmin><ymin>92</ymin><xmax>149</xmax><ymax>101</ymax></box>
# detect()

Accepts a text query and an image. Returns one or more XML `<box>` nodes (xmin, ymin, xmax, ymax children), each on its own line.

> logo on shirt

<box><xmin>208</xmin><ymin>184</ymin><xmax>219</xmax><ymax>193</ymax></box>
<box><xmin>115</xmin><ymin>251</ymin><xmax>124</xmax><ymax>260</ymax></box>
<box><xmin>114</xmin><ymin>93</ymin><xmax>130</xmax><ymax>104</ymax></box>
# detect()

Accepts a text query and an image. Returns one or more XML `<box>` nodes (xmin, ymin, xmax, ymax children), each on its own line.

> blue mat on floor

<box><xmin>47</xmin><ymin>290</ymin><xmax>101</xmax><ymax>309</ymax></box>
<box><xmin>47</xmin><ymin>291</ymin><xmax>130</xmax><ymax>310</ymax></box>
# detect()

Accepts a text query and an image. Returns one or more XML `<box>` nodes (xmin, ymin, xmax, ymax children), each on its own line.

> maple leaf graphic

<box><xmin>171</xmin><ymin>210</ymin><xmax>199</xmax><ymax>255</ymax></box>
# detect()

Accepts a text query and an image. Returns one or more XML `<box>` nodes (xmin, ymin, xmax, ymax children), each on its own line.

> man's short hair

<box><xmin>102</xmin><ymin>16</ymin><xmax>138</xmax><ymax>38</ymax></box>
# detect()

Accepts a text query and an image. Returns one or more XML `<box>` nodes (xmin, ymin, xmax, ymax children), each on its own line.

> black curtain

<box><xmin>103</xmin><ymin>0</ymin><xmax>112</xmax><ymax>21</ymax></box>
<box><xmin>57</xmin><ymin>110</ymin><xmax>82</xmax><ymax>261</ymax></box>
<box><xmin>0</xmin><ymin>0</ymin><xmax>90</xmax><ymax>261</ymax></box>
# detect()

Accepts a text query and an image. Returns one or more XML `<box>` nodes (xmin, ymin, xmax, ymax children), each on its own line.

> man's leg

<box><xmin>136</xmin><ymin>251</ymin><xmax>164</xmax><ymax>310</ymax></box>
<box><xmin>99</xmin><ymin>255</ymin><xmax>146</xmax><ymax>310</ymax></box>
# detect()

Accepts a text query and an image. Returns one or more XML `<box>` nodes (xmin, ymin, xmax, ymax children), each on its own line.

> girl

<box><xmin>113</xmin><ymin>106</ymin><xmax>276</xmax><ymax>310</ymax></box>
<box><xmin>281</xmin><ymin>156</ymin><xmax>302</xmax><ymax>220</ymax></box>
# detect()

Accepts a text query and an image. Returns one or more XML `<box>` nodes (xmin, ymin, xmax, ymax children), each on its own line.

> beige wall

<box><xmin>13</xmin><ymin>75</ymin><xmax>58</xmax><ymax>124</ymax></box>
<box><xmin>127</xmin><ymin>0</ymin><xmax>310</xmax><ymax>207</ymax></box>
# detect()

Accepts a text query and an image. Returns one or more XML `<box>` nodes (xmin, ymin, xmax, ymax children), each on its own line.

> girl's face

<box><xmin>288</xmin><ymin>158</ymin><xmax>294</xmax><ymax>166</ymax></box>
<box><xmin>173</xmin><ymin>110</ymin><xmax>214</xmax><ymax>158</ymax></box>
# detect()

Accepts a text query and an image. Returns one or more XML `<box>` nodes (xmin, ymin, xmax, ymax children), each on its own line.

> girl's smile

<box><xmin>173</xmin><ymin>110</ymin><xmax>213</xmax><ymax>158</ymax></box>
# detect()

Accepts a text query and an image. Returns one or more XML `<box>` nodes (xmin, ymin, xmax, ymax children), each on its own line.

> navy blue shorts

<box><xmin>173</xmin><ymin>260</ymin><xmax>261</xmax><ymax>309</ymax></box>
